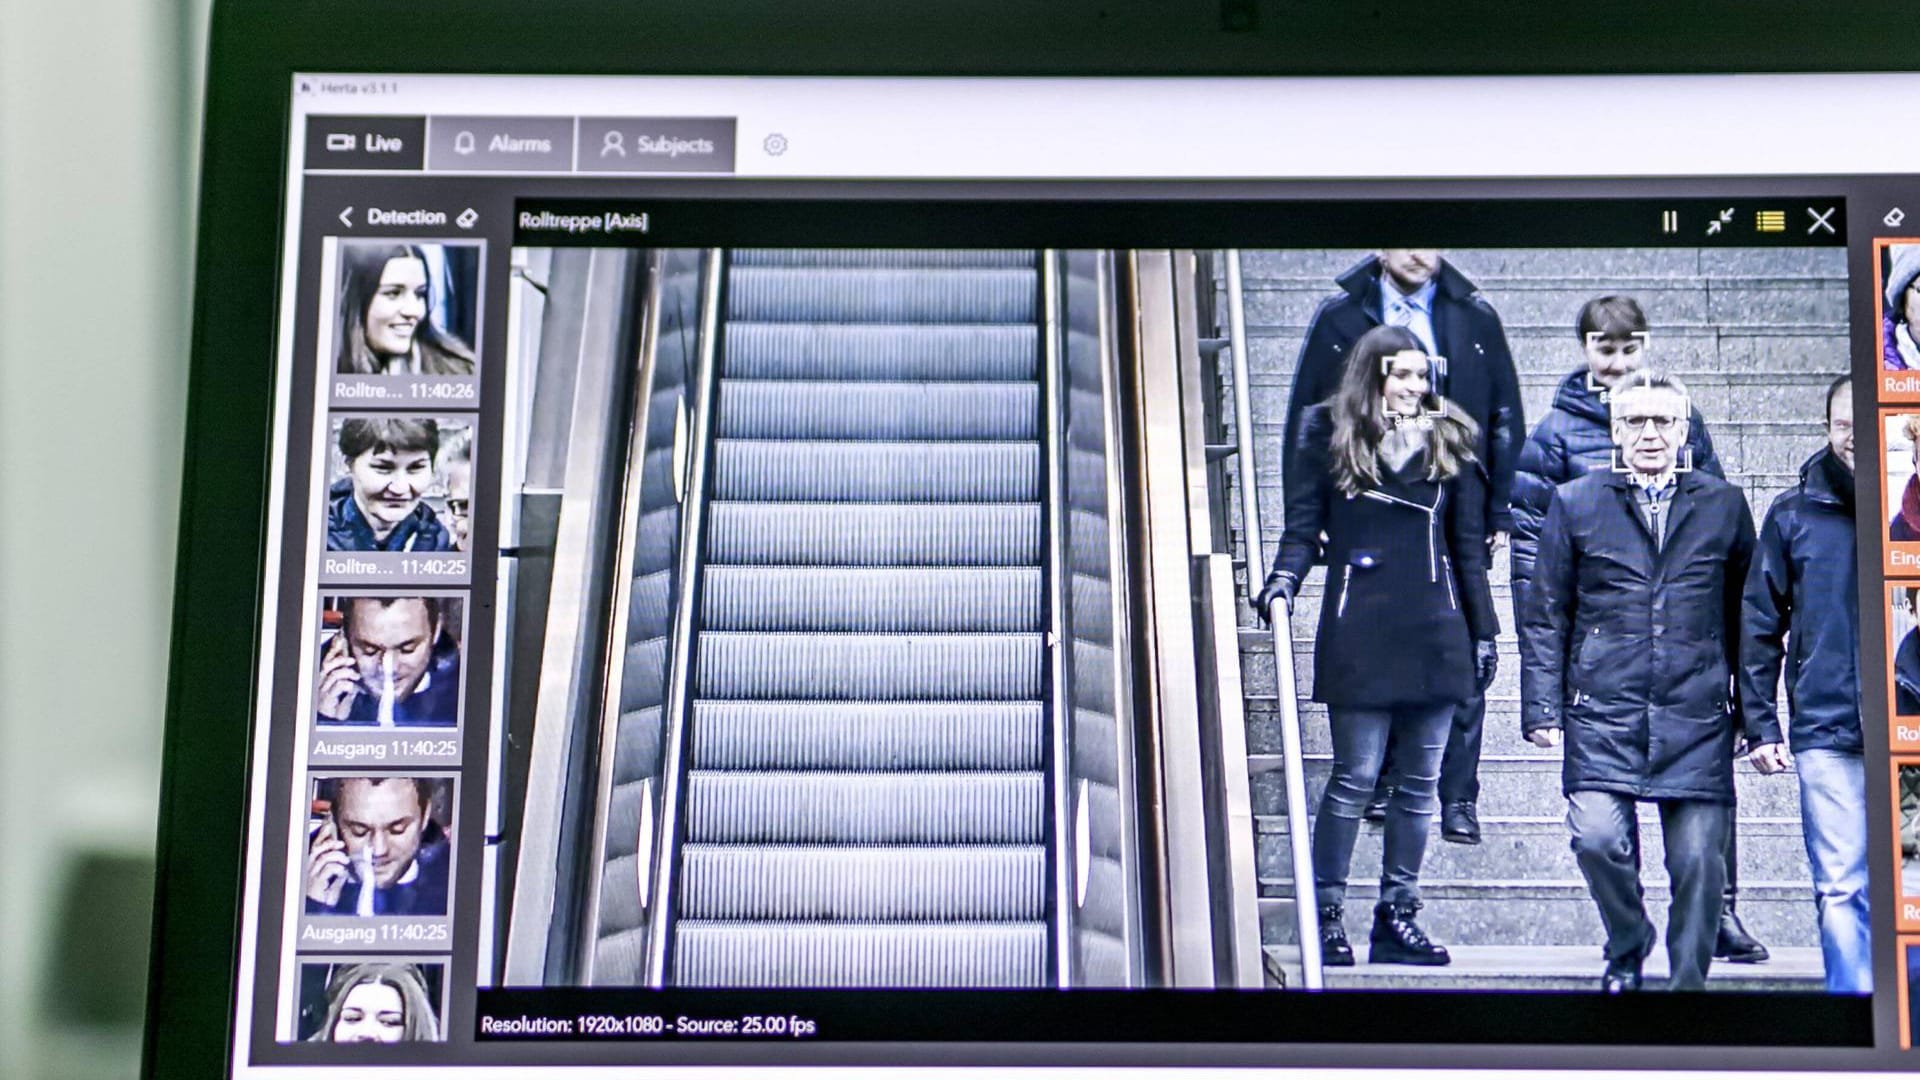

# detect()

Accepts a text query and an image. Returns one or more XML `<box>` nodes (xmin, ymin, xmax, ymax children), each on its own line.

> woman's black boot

<box><xmin>1369</xmin><ymin>900</ymin><xmax>1451</xmax><ymax>966</ymax></box>
<box><xmin>1318</xmin><ymin>904</ymin><xmax>1355</xmax><ymax>967</ymax></box>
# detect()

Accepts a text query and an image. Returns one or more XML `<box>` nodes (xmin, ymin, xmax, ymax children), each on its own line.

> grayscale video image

<box><xmin>476</xmin><ymin>245</ymin><xmax>1862</xmax><ymax>998</ymax></box>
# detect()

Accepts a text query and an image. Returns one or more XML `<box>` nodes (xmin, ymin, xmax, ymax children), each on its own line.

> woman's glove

<box><xmin>1474</xmin><ymin>639</ymin><xmax>1499</xmax><ymax>693</ymax></box>
<box><xmin>1253</xmin><ymin>572</ymin><xmax>1297</xmax><ymax>628</ymax></box>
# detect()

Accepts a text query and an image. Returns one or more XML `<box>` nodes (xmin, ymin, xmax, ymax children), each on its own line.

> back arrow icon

<box><xmin>339</xmin><ymin>206</ymin><xmax>354</xmax><ymax>228</ymax></box>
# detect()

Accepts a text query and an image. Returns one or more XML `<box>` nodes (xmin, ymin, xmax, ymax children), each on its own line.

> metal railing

<box><xmin>1223</xmin><ymin>250</ymin><xmax>1323</xmax><ymax>989</ymax></box>
<box><xmin>577</xmin><ymin>250</ymin><xmax>670</xmax><ymax>984</ymax></box>
<box><xmin>1041</xmin><ymin>250</ymin><xmax>1076</xmax><ymax>987</ymax></box>
<box><xmin>642</xmin><ymin>248</ymin><xmax>727</xmax><ymax>987</ymax></box>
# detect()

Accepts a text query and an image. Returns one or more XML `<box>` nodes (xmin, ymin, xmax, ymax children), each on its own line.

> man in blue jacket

<box><xmin>1282</xmin><ymin>251</ymin><xmax>1525</xmax><ymax>843</ymax></box>
<box><xmin>1739</xmin><ymin>376</ymin><xmax>1870</xmax><ymax>994</ymax></box>
<box><xmin>1520</xmin><ymin>370</ymin><xmax>1758</xmax><ymax>992</ymax></box>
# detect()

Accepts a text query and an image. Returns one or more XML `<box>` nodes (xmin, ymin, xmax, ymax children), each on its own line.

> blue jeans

<box><xmin>1311</xmin><ymin>703</ymin><xmax>1453</xmax><ymax>908</ymax></box>
<box><xmin>1795</xmin><ymin>748</ymin><xmax>1873</xmax><ymax>994</ymax></box>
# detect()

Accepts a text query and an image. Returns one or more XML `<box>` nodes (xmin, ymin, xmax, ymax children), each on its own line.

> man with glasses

<box><xmin>1519</xmin><ymin>369</ymin><xmax>1759</xmax><ymax>992</ymax></box>
<box><xmin>1739</xmin><ymin>376</ymin><xmax>1871</xmax><ymax>994</ymax></box>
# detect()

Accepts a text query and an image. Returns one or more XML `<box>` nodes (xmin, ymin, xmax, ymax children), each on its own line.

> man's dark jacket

<box><xmin>1519</xmin><ymin>469</ymin><xmax>1758</xmax><ymax>802</ymax></box>
<box><xmin>1738</xmin><ymin>448</ymin><xmax>1863</xmax><ymax>754</ymax></box>
<box><xmin>1282</xmin><ymin>257</ymin><xmax>1526</xmax><ymax>531</ymax></box>
<box><xmin>1510</xmin><ymin>368</ymin><xmax>1724</xmax><ymax>595</ymax></box>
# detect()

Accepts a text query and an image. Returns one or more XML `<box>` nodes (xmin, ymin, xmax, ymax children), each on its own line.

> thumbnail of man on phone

<box><xmin>305</xmin><ymin>777</ymin><xmax>451</xmax><ymax>917</ymax></box>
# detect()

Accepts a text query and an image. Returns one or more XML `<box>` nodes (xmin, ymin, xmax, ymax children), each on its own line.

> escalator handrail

<box><xmin>1041</xmin><ymin>249</ymin><xmax>1075</xmax><ymax>987</ymax></box>
<box><xmin>643</xmin><ymin>248</ymin><xmax>727</xmax><ymax>988</ymax></box>
<box><xmin>578</xmin><ymin>249</ymin><xmax>672</xmax><ymax>983</ymax></box>
<box><xmin>1224</xmin><ymin>250</ymin><xmax>1323</xmax><ymax>989</ymax></box>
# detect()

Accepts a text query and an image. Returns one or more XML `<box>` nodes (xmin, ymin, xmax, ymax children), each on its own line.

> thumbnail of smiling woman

<box><xmin>335</xmin><ymin>242</ymin><xmax>476</xmax><ymax>376</ymax></box>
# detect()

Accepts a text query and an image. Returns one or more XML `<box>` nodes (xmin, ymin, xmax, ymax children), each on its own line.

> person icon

<box><xmin>601</xmin><ymin>129</ymin><xmax>627</xmax><ymax>158</ymax></box>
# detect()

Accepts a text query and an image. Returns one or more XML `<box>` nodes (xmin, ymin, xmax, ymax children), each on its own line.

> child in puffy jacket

<box><xmin>1507</xmin><ymin>296</ymin><xmax>1723</xmax><ymax>600</ymax></box>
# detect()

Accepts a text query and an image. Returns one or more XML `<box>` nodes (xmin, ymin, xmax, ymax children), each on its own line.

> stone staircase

<box><xmin>1216</xmin><ymin>247</ymin><xmax>1849</xmax><ymax>990</ymax></box>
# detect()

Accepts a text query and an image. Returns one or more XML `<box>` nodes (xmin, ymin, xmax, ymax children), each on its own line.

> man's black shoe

<box><xmin>1363</xmin><ymin>788</ymin><xmax>1391</xmax><ymax>822</ymax></box>
<box><xmin>1318</xmin><ymin>904</ymin><xmax>1356</xmax><ymax>967</ymax></box>
<box><xmin>1369</xmin><ymin>900</ymin><xmax>1451</xmax><ymax>966</ymax></box>
<box><xmin>1441</xmin><ymin>801</ymin><xmax>1481</xmax><ymax>844</ymax></box>
<box><xmin>1714</xmin><ymin>902</ymin><xmax>1770</xmax><ymax>963</ymax></box>
<box><xmin>1602</xmin><ymin>936</ymin><xmax>1655</xmax><ymax>993</ymax></box>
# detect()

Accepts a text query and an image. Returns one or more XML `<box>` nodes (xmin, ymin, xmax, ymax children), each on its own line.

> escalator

<box><xmin>497</xmin><ymin>246</ymin><xmax>1270</xmax><ymax>992</ymax></box>
<box><xmin>665</xmin><ymin>249</ymin><xmax>1053</xmax><ymax>986</ymax></box>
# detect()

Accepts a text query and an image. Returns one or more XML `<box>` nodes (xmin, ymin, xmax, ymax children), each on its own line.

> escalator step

<box><xmin>706</xmin><ymin>502</ymin><xmax>1041</xmax><ymax>566</ymax></box>
<box><xmin>691</xmin><ymin>701</ymin><xmax>1044</xmax><ymax>771</ymax></box>
<box><xmin>684</xmin><ymin>770</ymin><xmax>1044</xmax><ymax>843</ymax></box>
<box><xmin>673</xmin><ymin>921</ymin><xmax>1047</xmax><ymax>987</ymax></box>
<box><xmin>731</xmin><ymin>249</ymin><xmax>1037</xmax><ymax>268</ymax></box>
<box><xmin>728</xmin><ymin>268</ymin><xmax>1038</xmax><ymax>324</ymax></box>
<box><xmin>712</xmin><ymin>440</ymin><xmax>1039</xmax><ymax>502</ymax></box>
<box><xmin>726</xmin><ymin>323</ymin><xmax>1038</xmax><ymax>383</ymax></box>
<box><xmin>717</xmin><ymin>380</ymin><xmax>1039</xmax><ymax>441</ymax></box>
<box><xmin>678</xmin><ymin>844</ymin><xmax>1045</xmax><ymax>920</ymax></box>
<box><xmin>701</xmin><ymin>567</ymin><xmax>1042</xmax><ymax>633</ymax></box>
<box><xmin>694</xmin><ymin>631</ymin><xmax>1043</xmax><ymax>700</ymax></box>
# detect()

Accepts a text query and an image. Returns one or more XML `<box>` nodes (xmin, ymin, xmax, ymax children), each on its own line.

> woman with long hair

<box><xmin>336</xmin><ymin>243</ymin><xmax>476</xmax><ymax>376</ymax></box>
<box><xmin>1254</xmin><ymin>324</ymin><xmax>1500</xmax><ymax>968</ymax></box>
<box><xmin>308</xmin><ymin>962</ymin><xmax>440</xmax><ymax>1043</ymax></box>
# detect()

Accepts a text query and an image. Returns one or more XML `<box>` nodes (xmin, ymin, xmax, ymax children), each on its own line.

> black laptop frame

<box><xmin>151</xmin><ymin>2</ymin><xmax>1920</xmax><ymax>1074</ymax></box>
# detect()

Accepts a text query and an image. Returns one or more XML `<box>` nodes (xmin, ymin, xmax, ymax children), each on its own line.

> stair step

<box><xmin>727</xmin><ymin>267</ymin><xmax>1038</xmax><ymax>323</ymax></box>
<box><xmin>700</xmin><ymin>566</ymin><xmax>1043</xmax><ymax>633</ymax></box>
<box><xmin>723</xmin><ymin>323</ymin><xmax>1039</xmax><ymax>382</ymax></box>
<box><xmin>717</xmin><ymin>380</ymin><xmax>1039</xmax><ymax>441</ymax></box>
<box><xmin>731</xmin><ymin>249</ymin><xmax>1038</xmax><ymax>268</ymax></box>
<box><xmin>1256</xmin><ymin>882</ymin><xmax>1819</xmax><ymax>949</ymax></box>
<box><xmin>712</xmin><ymin>440</ymin><xmax>1040</xmax><ymax>502</ymax></box>
<box><xmin>1254</xmin><ymin>815</ymin><xmax>1816</xmax><ymax>883</ymax></box>
<box><xmin>678</xmin><ymin>844</ymin><xmax>1045</xmax><ymax>920</ymax></box>
<box><xmin>693</xmin><ymin>631</ymin><xmax>1044</xmax><ymax>701</ymax></box>
<box><xmin>673</xmin><ymin>921</ymin><xmax>1047</xmax><ymax>987</ymax></box>
<box><xmin>1248</xmin><ymin>755</ymin><xmax>1806</xmax><ymax>820</ymax></box>
<box><xmin>706</xmin><ymin>501</ymin><xmax>1041</xmax><ymax>566</ymax></box>
<box><xmin>1259</xmin><ymin>944</ymin><xmax>1824</xmax><ymax>991</ymax></box>
<box><xmin>690</xmin><ymin>701</ymin><xmax>1045</xmax><ymax>771</ymax></box>
<box><xmin>684</xmin><ymin>770</ymin><xmax>1044</xmax><ymax>844</ymax></box>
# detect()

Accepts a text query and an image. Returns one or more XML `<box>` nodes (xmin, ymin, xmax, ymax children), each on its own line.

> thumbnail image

<box><xmin>304</xmin><ymin>775</ymin><xmax>454</xmax><ymax>918</ymax></box>
<box><xmin>334</xmin><ymin>241</ymin><xmax>479</xmax><ymax>377</ymax></box>
<box><xmin>324</xmin><ymin>415</ymin><xmax>471</xmax><ymax>554</ymax></box>
<box><xmin>296</xmin><ymin>959</ymin><xmax>445</xmax><ymax>1043</ymax></box>
<box><xmin>1884</xmin><ymin>243</ymin><xmax>1920</xmax><ymax>374</ymax></box>
<box><xmin>314</xmin><ymin>595</ymin><xmax>464</xmax><ymax>729</ymax></box>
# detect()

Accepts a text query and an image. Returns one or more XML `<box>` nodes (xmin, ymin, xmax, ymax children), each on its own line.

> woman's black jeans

<box><xmin>1311</xmin><ymin>702</ymin><xmax>1455</xmax><ymax>909</ymax></box>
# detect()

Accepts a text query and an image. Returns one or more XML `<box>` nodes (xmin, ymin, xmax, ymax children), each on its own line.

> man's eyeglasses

<box><xmin>1616</xmin><ymin>414</ymin><xmax>1682</xmax><ymax>435</ymax></box>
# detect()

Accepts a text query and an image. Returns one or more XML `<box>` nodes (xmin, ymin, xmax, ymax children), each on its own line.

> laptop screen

<box><xmin>230</xmin><ymin>71</ymin><xmax>1920</xmax><ymax>1074</ymax></box>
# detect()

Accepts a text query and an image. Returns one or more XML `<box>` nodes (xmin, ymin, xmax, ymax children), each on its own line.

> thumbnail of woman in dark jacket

<box><xmin>1255</xmin><ymin>324</ymin><xmax>1501</xmax><ymax>969</ymax></box>
<box><xmin>336</xmin><ymin>243</ymin><xmax>476</xmax><ymax>376</ymax></box>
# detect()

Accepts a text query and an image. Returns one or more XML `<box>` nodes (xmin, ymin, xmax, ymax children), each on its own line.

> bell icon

<box><xmin>454</xmin><ymin>130</ymin><xmax>476</xmax><ymax>156</ymax></box>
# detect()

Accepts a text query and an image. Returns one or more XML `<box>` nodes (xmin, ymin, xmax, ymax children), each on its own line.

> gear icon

<box><xmin>763</xmin><ymin>133</ymin><xmax>789</xmax><ymax>156</ymax></box>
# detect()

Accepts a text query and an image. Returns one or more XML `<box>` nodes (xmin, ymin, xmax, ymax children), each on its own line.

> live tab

<box><xmin>306</xmin><ymin>116</ymin><xmax>426</xmax><ymax>171</ymax></box>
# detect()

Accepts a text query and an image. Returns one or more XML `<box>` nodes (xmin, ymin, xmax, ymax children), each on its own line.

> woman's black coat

<box><xmin>1518</xmin><ymin>469</ymin><xmax>1758</xmax><ymax>803</ymax></box>
<box><xmin>1273</xmin><ymin>406</ymin><xmax>1500</xmax><ymax>709</ymax></box>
